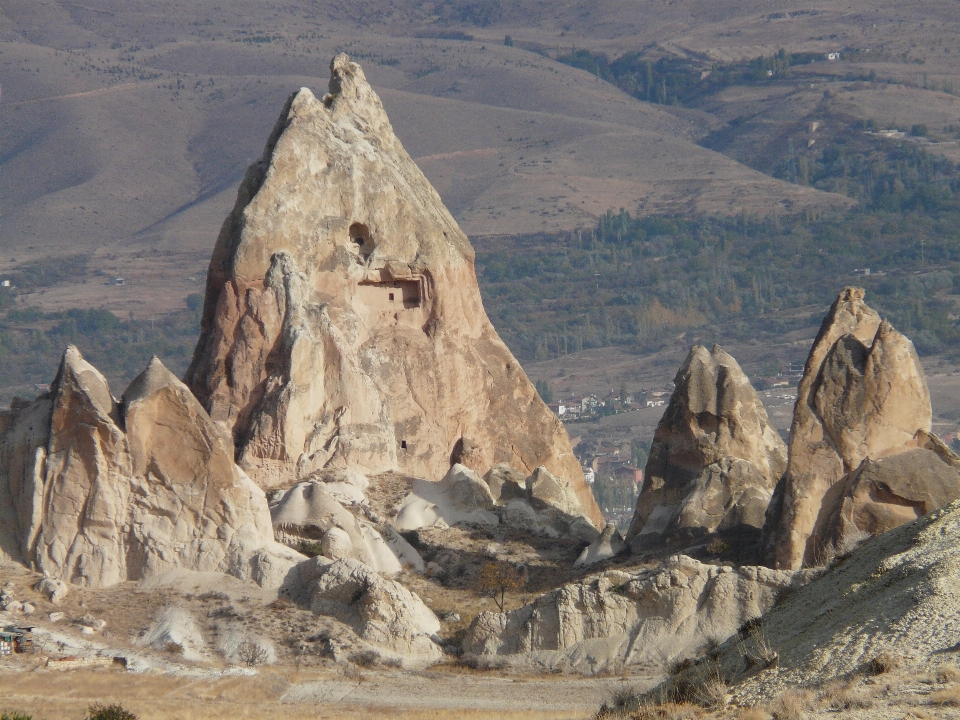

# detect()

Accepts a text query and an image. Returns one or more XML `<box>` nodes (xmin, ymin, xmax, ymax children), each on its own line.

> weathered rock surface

<box><xmin>715</xmin><ymin>499</ymin><xmax>960</xmax><ymax>700</ymax></box>
<box><xmin>574</xmin><ymin>523</ymin><xmax>625</xmax><ymax>568</ymax></box>
<box><xmin>395</xmin><ymin>464</ymin><xmax>499</xmax><ymax>531</ymax></box>
<box><xmin>767</xmin><ymin>288</ymin><xmax>935</xmax><ymax>569</ymax></box>
<box><xmin>270</xmin><ymin>480</ymin><xmax>417</xmax><ymax>574</ymax></box>
<box><xmin>183</xmin><ymin>54</ymin><xmax>601</xmax><ymax>527</ymax></box>
<box><xmin>462</xmin><ymin>555</ymin><xmax>813</xmax><ymax>674</ymax></box>
<box><xmin>627</xmin><ymin>345</ymin><xmax>786</xmax><ymax>553</ymax></box>
<box><xmin>483</xmin><ymin>463</ymin><xmax>527</xmax><ymax>503</ymax></box>
<box><xmin>819</xmin><ymin>436</ymin><xmax>960</xmax><ymax>556</ymax></box>
<box><xmin>0</xmin><ymin>347</ymin><xmax>300</xmax><ymax>588</ymax></box>
<box><xmin>290</xmin><ymin>556</ymin><xmax>441</xmax><ymax>663</ymax></box>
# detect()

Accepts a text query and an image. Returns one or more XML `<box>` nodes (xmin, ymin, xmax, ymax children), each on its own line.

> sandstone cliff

<box><xmin>0</xmin><ymin>346</ymin><xmax>299</xmax><ymax>588</ymax></box>
<box><xmin>626</xmin><ymin>345</ymin><xmax>786</xmax><ymax>554</ymax></box>
<box><xmin>184</xmin><ymin>54</ymin><xmax>601</xmax><ymax>527</ymax></box>
<box><xmin>767</xmin><ymin>288</ymin><xmax>937</xmax><ymax>569</ymax></box>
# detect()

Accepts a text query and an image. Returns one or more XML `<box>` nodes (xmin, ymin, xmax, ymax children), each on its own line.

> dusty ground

<box><xmin>0</xmin><ymin>558</ymin><xmax>652</xmax><ymax>719</ymax></box>
<box><xmin>0</xmin><ymin>662</ymin><xmax>643</xmax><ymax>719</ymax></box>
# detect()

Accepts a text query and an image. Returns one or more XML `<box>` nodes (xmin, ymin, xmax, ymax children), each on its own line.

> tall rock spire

<box><xmin>185</xmin><ymin>55</ymin><xmax>602</xmax><ymax>526</ymax></box>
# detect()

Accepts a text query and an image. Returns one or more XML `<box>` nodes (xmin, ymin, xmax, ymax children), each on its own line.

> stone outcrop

<box><xmin>289</xmin><ymin>556</ymin><xmax>441</xmax><ymax>663</ymax></box>
<box><xmin>817</xmin><ymin>433</ymin><xmax>960</xmax><ymax>557</ymax></box>
<box><xmin>269</xmin><ymin>479</ymin><xmax>421</xmax><ymax>574</ymax></box>
<box><xmin>0</xmin><ymin>346</ymin><xmax>300</xmax><ymax>588</ymax></box>
<box><xmin>767</xmin><ymin>288</ymin><xmax>936</xmax><ymax>569</ymax></box>
<box><xmin>626</xmin><ymin>345</ymin><xmax>786</xmax><ymax>553</ymax></box>
<box><xmin>574</xmin><ymin>523</ymin><xmax>625</xmax><ymax>568</ymax></box>
<box><xmin>462</xmin><ymin>555</ymin><xmax>814</xmax><ymax>674</ymax></box>
<box><xmin>395</xmin><ymin>462</ymin><xmax>599</xmax><ymax>541</ymax></box>
<box><xmin>183</xmin><ymin>54</ymin><xmax>601</xmax><ymax>527</ymax></box>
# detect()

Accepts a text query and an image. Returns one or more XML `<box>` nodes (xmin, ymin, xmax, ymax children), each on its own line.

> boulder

<box><xmin>35</xmin><ymin>577</ymin><xmax>69</xmax><ymax>604</ymax></box>
<box><xmin>0</xmin><ymin>347</ymin><xmax>299</xmax><ymax>589</ymax></box>
<box><xmin>526</xmin><ymin>466</ymin><xmax>584</xmax><ymax>517</ymax></box>
<box><xmin>483</xmin><ymin>463</ymin><xmax>527</xmax><ymax>503</ymax></box>
<box><xmin>320</xmin><ymin>527</ymin><xmax>355</xmax><ymax>561</ymax></box>
<box><xmin>462</xmin><ymin>555</ymin><xmax>813</xmax><ymax>674</ymax></box>
<box><xmin>270</xmin><ymin>481</ymin><xmax>374</xmax><ymax>565</ymax></box>
<box><xmin>627</xmin><ymin>345</ymin><xmax>786</xmax><ymax>554</ymax></box>
<box><xmin>444</xmin><ymin>464</ymin><xmax>496</xmax><ymax>511</ymax></box>
<box><xmin>766</xmin><ymin>289</ymin><xmax>935</xmax><ymax>569</ymax></box>
<box><xmin>295</xmin><ymin>557</ymin><xmax>441</xmax><ymax>662</ymax></box>
<box><xmin>183</xmin><ymin>54</ymin><xmax>602</xmax><ymax>528</ymax></box>
<box><xmin>820</xmin><ymin>441</ymin><xmax>960</xmax><ymax>556</ymax></box>
<box><xmin>574</xmin><ymin>523</ymin><xmax>625</xmax><ymax>568</ymax></box>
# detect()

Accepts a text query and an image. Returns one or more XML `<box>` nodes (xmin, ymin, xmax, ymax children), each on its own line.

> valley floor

<box><xmin>0</xmin><ymin>662</ymin><xmax>644</xmax><ymax>719</ymax></box>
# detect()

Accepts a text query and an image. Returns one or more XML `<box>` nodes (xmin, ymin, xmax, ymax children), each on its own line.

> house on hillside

<box><xmin>0</xmin><ymin>626</ymin><xmax>35</xmax><ymax>655</ymax></box>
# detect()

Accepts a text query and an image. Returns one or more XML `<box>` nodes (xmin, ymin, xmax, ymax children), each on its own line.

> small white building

<box><xmin>0</xmin><ymin>280</ymin><xmax>10</xmax><ymax>288</ymax></box>
<box><xmin>827</xmin><ymin>52</ymin><xmax>840</xmax><ymax>61</ymax></box>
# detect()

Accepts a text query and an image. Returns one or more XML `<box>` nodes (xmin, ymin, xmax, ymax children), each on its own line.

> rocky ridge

<box><xmin>0</xmin><ymin>346</ymin><xmax>300</xmax><ymax>588</ymax></box>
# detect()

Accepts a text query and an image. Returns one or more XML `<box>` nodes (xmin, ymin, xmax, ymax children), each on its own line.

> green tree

<box><xmin>535</xmin><ymin>379</ymin><xmax>553</xmax><ymax>403</ymax></box>
<box><xmin>503</xmin><ymin>35</ymin><xmax>514</xmax><ymax>47</ymax></box>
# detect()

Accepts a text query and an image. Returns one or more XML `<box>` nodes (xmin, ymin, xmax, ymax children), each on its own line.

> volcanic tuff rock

<box><xmin>0</xmin><ymin>346</ymin><xmax>300</xmax><ymax>588</ymax></box>
<box><xmin>288</xmin><ymin>556</ymin><xmax>442</xmax><ymax>663</ymax></box>
<box><xmin>462</xmin><ymin>555</ymin><xmax>814</xmax><ymax>674</ymax></box>
<box><xmin>626</xmin><ymin>345</ymin><xmax>786</xmax><ymax>552</ymax></box>
<box><xmin>768</xmin><ymin>288</ymin><xmax>935</xmax><ymax>570</ymax></box>
<box><xmin>184</xmin><ymin>54</ymin><xmax>601</xmax><ymax>526</ymax></box>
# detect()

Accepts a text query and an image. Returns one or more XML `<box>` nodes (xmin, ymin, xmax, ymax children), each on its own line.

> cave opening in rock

<box><xmin>349</xmin><ymin>222</ymin><xmax>373</xmax><ymax>258</ymax></box>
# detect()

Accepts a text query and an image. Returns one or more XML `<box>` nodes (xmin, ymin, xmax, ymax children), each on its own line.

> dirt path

<box><xmin>3</xmin><ymin>81</ymin><xmax>143</xmax><ymax>108</ymax></box>
<box><xmin>281</xmin><ymin>670</ymin><xmax>656</xmax><ymax>713</ymax></box>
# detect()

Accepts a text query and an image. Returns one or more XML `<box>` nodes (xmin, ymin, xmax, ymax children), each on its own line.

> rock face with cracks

<box><xmin>462</xmin><ymin>555</ymin><xmax>812</xmax><ymax>674</ymax></box>
<box><xmin>0</xmin><ymin>346</ymin><xmax>299</xmax><ymax>588</ymax></box>
<box><xmin>183</xmin><ymin>54</ymin><xmax>601</xmax><ymax>527</ymax></box>
<box><xmin>627</xmin><ymin>345</ymin><xmax>786</xmax><ymax>553</ymax></box>
<box><xmin>767</xmin><ymin>288</ymin><xmax>937</xmax><ymax>570</ymax></box>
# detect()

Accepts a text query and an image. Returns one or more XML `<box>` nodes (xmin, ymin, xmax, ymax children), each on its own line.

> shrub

<box><xmin>768</xmin><ymin>690</ymin><xmax>812</xmax><ymax>720</ymax></box>
<box><xmin>706</xmin><ymin>538</ymin><xmax>729</xmax><ymax>555</ymax></box>
<box><xmin>297</xmin><ymin>540</ymin><xmax>324</xmax><ymax>558</ymax></box>
<box><xmin>1</xmin><ymin>713</ymin><xmax>34</xmax><ymax>720</ymax></box>
<box><xmin>236</xmin><ymin>640</ymin><xmax>270</xmax><ymax>667</ymax></box>
<box><xmin>86</xmin><ymin>705</ymin><xmax>137</xmax><ymax>720</ymax></box>
<box><xmin>349</xmin><ymin>649</ymin><xmax>380</xmax><ymax>667</ymax></box>
<box><xmin>867</xmin><ymin>652</ymin><xmax>900</xmax><ymax>675</ymax></box>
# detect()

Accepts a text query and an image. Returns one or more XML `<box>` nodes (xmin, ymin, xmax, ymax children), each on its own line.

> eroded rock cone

<box><xmin>626</xmin><ymin>345</ymin><xmax>786</xmax><ymax>556</ymax></box>
<box><xmin>185</xmin><ymin>54</ymin><xmax>601</xmax><ymax>527</ymax></box>
<box><xmin>766</xmin><ymin>288</ymin><xmax>945</xmax><ymax>570</ymax></box>
<box><xmin>0</xmin><ymin>346</ymin><xmax>298</xmax><ymax>588</ymax></box>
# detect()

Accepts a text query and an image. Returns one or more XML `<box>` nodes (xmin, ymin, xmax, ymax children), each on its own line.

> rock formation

<box><xmin>270</xmin><ymin>479</ymin><xmax>423</xmax><ymax>574</ymax></box>
<box><xmin>767</xmin><ymin>288</ymin><xmax>938</xmax><ymax>569</ymax></box>
<box><xmin>817</xmin><ymin>432</ymin><xmax>960</xmax><ymax>558</ymax></box>
<box><xmin>0</xmin><ymin>346</ymin><xmax>300</xmax><ymax>588</ymax></box>
<box><xmin>463</xmin><ymin>555</ymin><xmax>814</xmax><ymax>673</ymax></box>
<box><xmin>183</xmin><ymin>54</ymin><xmax>601</xmax><ymax>527</ymax></box>
<box><xmin>288</xmin><ymin>556</ymin><xmax>442</xmax><ymax>663</ymax></box>
<box><xmin>574</xmin><ymin>523</ymin><xmax>625</xmax><ymax>568</ymax></box>
<box><xmin>626</xmin><ymin>345</ymin><xmax>786</xmax><ymax>554</ymax></box>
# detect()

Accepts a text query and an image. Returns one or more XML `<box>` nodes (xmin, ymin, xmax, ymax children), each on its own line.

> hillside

<box><xmin>4</xmin><ymin>0</ymin><xmax>960</xmax><ymax>405</ymax></box>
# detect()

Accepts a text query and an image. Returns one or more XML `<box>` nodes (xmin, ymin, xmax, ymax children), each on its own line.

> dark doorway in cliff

<box><xmin>349</xmin><ymin>222</ymin><xmax>373</xmax><ymax>258</ymax></box>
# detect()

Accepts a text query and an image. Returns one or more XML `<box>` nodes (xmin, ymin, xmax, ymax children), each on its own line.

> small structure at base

<box><xmin>0</xmin><ymin>626</ymin><xmax>36</xmax><ymax>655</ymax></box>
